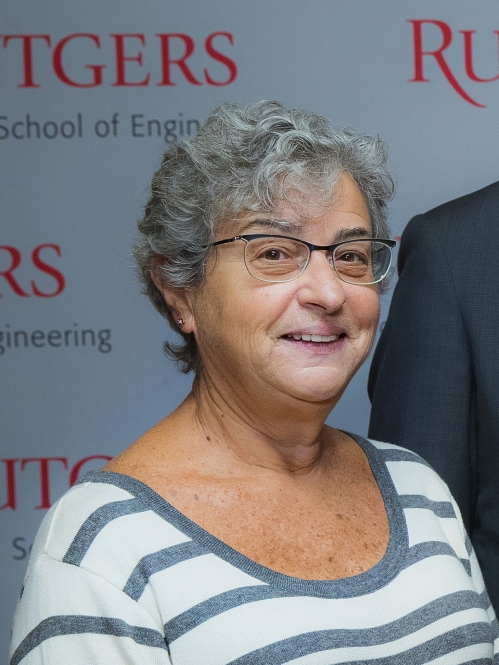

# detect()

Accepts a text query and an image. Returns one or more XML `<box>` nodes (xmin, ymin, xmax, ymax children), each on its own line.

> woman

<box><xmin>10</xmin><ymin>101</ymin><xmax>498</xmax><ymax>664</ymax></box>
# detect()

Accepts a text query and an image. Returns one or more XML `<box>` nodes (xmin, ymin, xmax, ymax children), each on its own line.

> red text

<box><xmin>1</xmin><ymin>32</ymin><xmax>237</xmax><ymax>88</ymax></box>
<box><xmin>409</xmin><ymin>19</ymin><xmax>499</xmax><ymax>108</ymax></box>
<box><xmin>1</xmin><ymin>456</ymin><xmax>112</xmax><ymax>510</ymax></box>
<box><xmin>0</xmin><ymin>244</ymin><xmax>65</xmax><ymax>298</ymax></box>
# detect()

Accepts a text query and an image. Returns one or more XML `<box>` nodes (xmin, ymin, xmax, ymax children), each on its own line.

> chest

<box><xmin>159</xmin><ymin>474</ymin><xmax>389</xmax><ymax>580</ymax></box>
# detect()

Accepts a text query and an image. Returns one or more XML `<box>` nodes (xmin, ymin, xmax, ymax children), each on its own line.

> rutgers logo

<box><xmin>1</xmin><ymin>32</ymin><xmax>237</xmax><ymax>88</ymax></box>
<box><xmin>0</xmin><ymin>244</ymin><xmax>65</xmax><ymax>298</ymax></box>
<box><xmin>409</xmin><ymin>19</ymin><xmax>499</xmax><ymax>108</ymax></box>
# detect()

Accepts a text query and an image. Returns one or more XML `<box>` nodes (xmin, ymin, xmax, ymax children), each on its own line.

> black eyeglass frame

<box><xmin>211</xmin><ymin>234</ymin><xmax>396</xmax><ymax>285</ymax></box>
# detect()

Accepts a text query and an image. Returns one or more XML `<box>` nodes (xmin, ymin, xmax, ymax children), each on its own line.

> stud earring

<box><xmin>177</xmin><ymin>317</ymin><xmax>185</xmax><ymax>328</ymax></box>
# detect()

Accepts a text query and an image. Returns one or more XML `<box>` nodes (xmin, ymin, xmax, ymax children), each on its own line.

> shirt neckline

<box><xmin>80</xmin><ymin>434</ymin><xmax>408</xmax><ymax>599</ymax></box>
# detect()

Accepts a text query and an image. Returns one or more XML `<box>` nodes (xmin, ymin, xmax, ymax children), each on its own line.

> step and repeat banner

<box><xmin>2</xmin><ymin>0</ymin><xmax>499</xmax><ymax>658</ymax></box>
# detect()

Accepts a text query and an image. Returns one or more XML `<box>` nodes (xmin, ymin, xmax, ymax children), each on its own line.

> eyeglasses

<box><xmin>211</xmin><ymin>234</ymin><xmax>396</xmax><ymax>285</ymax></box>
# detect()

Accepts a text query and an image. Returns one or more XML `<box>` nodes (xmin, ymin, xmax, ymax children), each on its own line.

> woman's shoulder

<box><xmin>365</xmin><ymin>436</ymin><xmax>471</xmax><ymax>556</ymax></box>
<box><xmin>27</xmin><ymin>471</ymin><xmax>190</xmax><ymax>585</ymax></box>
<box><xmin>30</xmin><ymin>474</ymin><xmax>135</xmax><ymax>554</ymax></box>
<box><xmin>364</xmin><ymin>436</ymin><xmax>457</xmax><ymax>503</ymax></box>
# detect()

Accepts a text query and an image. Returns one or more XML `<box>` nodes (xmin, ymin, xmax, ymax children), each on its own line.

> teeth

<box><xmin>287</xmin><ymin>334</ymin><xmax>339</xmax><ymax>343</ymax></box>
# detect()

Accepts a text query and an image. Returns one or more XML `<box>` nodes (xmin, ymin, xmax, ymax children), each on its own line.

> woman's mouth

<box><xmin>282</xmin><ymin>333</ymin><xmax>345</xmax><ymax>343</ymax></box>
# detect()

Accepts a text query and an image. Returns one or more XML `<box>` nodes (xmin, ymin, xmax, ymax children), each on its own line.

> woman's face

<box><xmin>188</xmin><ymin>173</ymin><xmax>380</xmax><ymax>408</ymax></box>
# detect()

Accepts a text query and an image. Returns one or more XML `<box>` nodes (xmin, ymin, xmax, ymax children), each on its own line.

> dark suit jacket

<box><xmin>368</xmin><ymin>180</ymin><xmax>499</xmax><ymax>612</ymax></box>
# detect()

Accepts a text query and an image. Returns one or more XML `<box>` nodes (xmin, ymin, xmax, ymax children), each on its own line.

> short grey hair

<box><xmin>134</xmin><ymin>100</ymin><xmax>394</xmax><ymax>373</ymax></box>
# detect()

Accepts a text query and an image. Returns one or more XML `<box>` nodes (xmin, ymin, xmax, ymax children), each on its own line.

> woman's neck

<box><xmin>187</xmin><ymin>369</ymin><xmax>338</xmax><ymax>476</ymax></box>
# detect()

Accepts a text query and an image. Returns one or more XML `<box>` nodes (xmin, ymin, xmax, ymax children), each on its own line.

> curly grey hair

<box><xmin>134</xmin><ymin>100</ymin><xmax>394</xmax><ymax>373</ymax></box>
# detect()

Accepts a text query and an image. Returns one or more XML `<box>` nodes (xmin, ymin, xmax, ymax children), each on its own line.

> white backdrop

<box><xmin>2</xmin><ymin>1</ymin><xmax>499</xmax><ymax>660</ymax></box>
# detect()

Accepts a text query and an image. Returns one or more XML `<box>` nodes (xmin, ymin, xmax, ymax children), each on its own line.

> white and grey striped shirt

<box><xmin>10</xmin><ymin>436</ymin><xmax>499</xmax><ymax>664</ymax></box>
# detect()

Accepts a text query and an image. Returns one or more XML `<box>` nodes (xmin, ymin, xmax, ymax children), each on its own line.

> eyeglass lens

<box><xmin>243</xmin><ymin>238</ymin><xmax>391</xmax><ymax>284</ymax></box>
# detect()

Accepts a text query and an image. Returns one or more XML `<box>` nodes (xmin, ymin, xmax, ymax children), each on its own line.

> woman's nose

<box><xmin>296</xmin><ymin>250</ymin><xmax>347</xmax><ymax>312</ymax></box>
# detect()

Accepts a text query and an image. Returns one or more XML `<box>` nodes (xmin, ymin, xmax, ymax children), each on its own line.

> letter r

<box><xmin>408</xmin><ymin>19</ymin><xmax>485</xmax><ymax>108</ymax></box>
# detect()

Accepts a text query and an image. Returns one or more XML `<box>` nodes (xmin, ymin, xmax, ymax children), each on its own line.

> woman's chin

<box><xmin>264</xmin><ymin>347</ymin><xmax>360</xmax><ymax>406</ymax></box>
<box><xmin>269</xmin><ymin>370</ymin><xmax>349</xmax><ymax>406</ymax></box>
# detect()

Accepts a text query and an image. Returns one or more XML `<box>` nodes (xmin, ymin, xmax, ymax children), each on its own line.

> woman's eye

<box><xmin>337</xmin><ymin>251</ymin><xmax>368</xmax><ymax>264</ymax></box>
<box><xmin>249</xmin><ymin>239</ymin><xmax>302</xmax><ymax>264</ymax></box>
<box><xmin>254</xmin><ymin>246</ymin><xmax>292</xmax><ymax>261</ymax></box>
<box><xmin>263</xmin><ymin>248</ymin><xmax>285</xmax><ymax>261</ymax></box>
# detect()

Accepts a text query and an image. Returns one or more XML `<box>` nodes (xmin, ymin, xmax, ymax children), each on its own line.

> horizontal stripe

<box><xmin>377</xmin><ymin>447</ymin><xmax>431</xmax><ymax>467</ymax></box>
<box><xmin>453</xmin><ymin>661</ymin><xmax>495</xmax><ymax>665</ymax></box>
<box><xmin>282</xmin><ymin>648</ymin><xmax>492</xmax><ymax>665</ymax></box>
<box><xmin>460</xmin><ymin>558</ymin><xmax>473</xmax><ymax>577</ymax></box>
<box><xmin>405</xmin><ymin>540</ymin><xmax>472</xmax><ymax>576</ymax></box>
<box><xmin>399</xmin><ymin>494</ymin><xmax>455</xmax><ymax>518</ymax></box>
<box><xmin>479</xmin><ymin>588</ymin><xmax>493</xmax><ymax>611</ymax></box>
<box><xmin>170</xmin><ymin>590</ymin><xmax>486</xmax><ymax>656</ymax></box>
<box><xmin>387</xmin><ymin>466</ymin><xmax>454</xmax><ymax>505</ymax></box>
<box><xmin>165</xmin><ymin>584</ymin><xmax>284</xmax><ymax>643</ymax></box>
<box><xmin>284</xmin><ymin>650</ymin><xmax>493</xmax><ymax>665</ymax></box>
<box><xmin>406</xmin><ymin>540</ymin><xmax>459</xmax><ymax>564</ymax></box>
<box><xmin>63</xmin><ymin>498</ymin><xmax>146</xmax><ymax>566</ymax></box>
<box><xmin>124</xmin><ymin>540</ymin><xmax>209</xmax><ymax>601</ymax></box>
<box><xmin>225</xmin><ymin>621</ymin><xmax>494</xmax><ymax>665</ymax></box>
<box><xmin>10</xmin><ymin>615</ymin><xmax>166</xmax><ymax>665</ymax></box>
<box><xmin>491</xmin><ymin>616</ymin><xmax>499</xmax><ymax>640</ymax></box>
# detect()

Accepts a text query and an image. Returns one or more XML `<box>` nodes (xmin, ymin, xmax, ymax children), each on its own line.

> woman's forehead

<box><xmin>231</xmin><ymin>174</ymin><xmax>366</xmax><ymax>221</ymax></box>
<box><xmin>228</xmin><ymin>209</ymin><xmax>370</xmax><ymax>242</ymax></box>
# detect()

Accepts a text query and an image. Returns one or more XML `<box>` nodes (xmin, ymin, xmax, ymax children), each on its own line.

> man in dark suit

<box><xmin>368</xmin><ymin>180</ymin><xmax>499</xmax><ymax>612</ymax></box>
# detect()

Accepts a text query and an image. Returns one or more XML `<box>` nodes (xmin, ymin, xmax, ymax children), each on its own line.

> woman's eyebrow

<box><xmin>333</xmin><ymin>226</ymin><xmax>372</xmax><ymax>242</ymax></box>
<box><xmin>237</xmin><ymin>221</ymin><xmax>372</xmax><ymax>241</ymax></box>
<box><xmin>239</xmin><ymin>218</ymin><xmax>303</xmax><ymax>234</ymax></box>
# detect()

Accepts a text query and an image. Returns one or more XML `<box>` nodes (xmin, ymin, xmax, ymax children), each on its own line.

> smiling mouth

<box><xmin>283</xmin><ymin>333</ymin><xmax>344</xmax><ymax>343</ymax></box>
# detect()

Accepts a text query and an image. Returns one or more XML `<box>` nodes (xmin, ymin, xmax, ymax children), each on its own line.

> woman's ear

<box><xmin>150</xmin><ymin>257</ymin><xmax>196</xmax><ymax>334</ymax></box>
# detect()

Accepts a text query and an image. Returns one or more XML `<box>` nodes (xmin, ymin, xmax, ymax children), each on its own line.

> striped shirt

<box><xmin>10</xmin><ymin>436</ymin><xmax>499</xmax><ymax>664</ymax></box>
